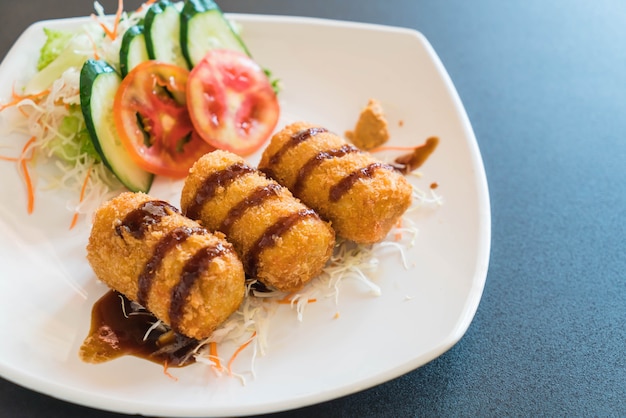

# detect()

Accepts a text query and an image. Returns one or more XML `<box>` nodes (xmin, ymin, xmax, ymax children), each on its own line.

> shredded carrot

<box><xmin>69</xmin><ymin>165</ymin><xmax>92</xmax><ymax>230</ymax></box>
<box><xmin>278</xmin><ymin>293</ymin><xmax>294</xmax><ymax>303</ymax></box>
<box><xmin>16</xmin><ymin>136</ymin><xmax>38</xmax><ymax>214</ymax></box>
<box><xmin>90</xmin><ymin>15</ymin><xmax>115</xmax><ymax>40</ymax></box>
<box><xmin>136</xmin><ymin>0</ymin><xmax>157</xmax><ymax>13</ymax></box>
<box><xmin>11</xmin><ymin>83</ymin><xmax>50</xmax><ymax>101</ymax></box>
<box><xmin>20</xmin><ymin>159</ymin><xmax>35</xmax><ymax>214</ymax></box>
<box><xmin>162</xmin><ymin>360</ymin><xmax>178</xmax><ymax>381</ymax></box>
<box><xmin>0</xmin><ymin>155</ymin><xmax>19</xmax><ymax>162</ymax></box>
<box><xmin>20</xmin><ymin>136</ymin><xmax>36</xmax><ymax>157</ymax></box>
<box><xmin>277</xmin><ymin>293</ymin><xmax>317</xmax><ymax>304</ymax></box>
<box><xmin>0</xmin><ymin>137</ymin><xmax>36</xmax><ymax>162</ymax></box>
<box><xmin>370</xmin><ymin>145</ymin><xmax>419</xmax><ymax>153</ymax></box>
<box><xmin>83</xmin><ymin>30</ymin><xmax>101</xmax><ymax>60</ymax></box>
<box><xmin>1</xmin><ymin>136</ymin><xmax>37</xmax><ymax>214</ymax></box>
<box><xmin>12</xmin><ymin>84</ymin><xmax>49</xmax><ymax>102</ymax></box>
<box><xmin>17</xmin><ymin>106</ymin><xmax>30</xmax><ymax>118</ymax></box>
<box><xmin>227</xmin><ymin>332</ymin><xmax>256</xmax><ymax>375</ymax></box>
<box><xmin>208</xmin><ymin>342</ymin><xmax>223</xmax><ymax>372</ymax></box>
<box><xmin>0</xmin><ymin>87</ymin><xmax>49</xmax><ymax>112</ymax></box>
<box><xmin>91</xmin><ymin>0</ymin><xmax>124</xmax><ymax>41</ymax></box>
<box><xmin>394</xmin><ymin>218</ymin><xmax>403</xmax><ymax>241</ymax></box>
<box><xmin>111</xmin><ymin>0</ymin><xmax>124</xmax><ymax>39</ymax></box>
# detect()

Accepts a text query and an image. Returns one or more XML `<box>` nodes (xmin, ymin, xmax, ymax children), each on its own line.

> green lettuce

<box><xmin>37</xmin><ymin>28</ymin><xmax>74</xmax><ymax>71</ymax></box>
<box><xmin>26</xmin><ymin>32</ymin><xmax>91</xmax><ymax>94</ymax></box>
<box><xmin>49</xmin><ymin>105</ymin><xmax>100</xmax><ymax>163</ymax></box>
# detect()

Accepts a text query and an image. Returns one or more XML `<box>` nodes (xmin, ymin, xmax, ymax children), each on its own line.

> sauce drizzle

<box><xmin>81</xmin><ymin>290</ymin><xmax>198</xmax><ymax>367</ymax></box>
<box><xmin>293</xmin><ymin>144</ymin><xmax>360</xmax><ymax>196</ymax></box>
<box><xmin>245</xmin><ymin>209</ymin><xmax>317</xmax><ymax>277</ymax></box>
<box><xmin>185</xmin><ymin>163</ymin><xmax>255</xmax><ymax>219</ymax></box>
<box><xmin>137</xmin><ymin>226</ymin><xmax>206</xmax><ymax>307</ymax></box>
<box><xmin>220</xmin><ymin>183</ymin><xmax>282</xmax><ymax>235</ymax></box>
<box><xmin>269</xmin><ymin>127</ymin><xmax>328</xmax><ymax>166</ymax></box>
<box><xmin>394</xmin><ymin>136</ymin><xmax>439</xmax><ymax>174</ymax></box>
<box><xmin>169</xmin><ymin>243</ymin><xmax>229</xmax><ymax>330</ymax></box>
<box><xmin>329</xmin><ymin>162</ymin><xmax>394</xmax><ymax>202</ymax></box>
<box><xmin>115</xmin><ymin>200</ymin><xmax>178</xmax><ymax>239</ymax></box>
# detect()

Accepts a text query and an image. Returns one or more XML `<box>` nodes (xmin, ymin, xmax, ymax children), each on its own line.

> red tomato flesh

<box><xmin>113</xmin><ymin>61</ymin><xmax>214</xmax><ymax>178</ymax></box>
<box><xmin>186</xmin><ymin>49</ymin><xmax>280</xmax><ymax>156</ymax></box>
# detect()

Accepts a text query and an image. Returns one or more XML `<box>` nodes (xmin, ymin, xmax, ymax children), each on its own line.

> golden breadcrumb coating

<box><xmin>259</xmin><ymin>121</ymin><xmax>412</xmax><ymax>244</ymax></box>
<box><xmin>181</xmin><ymin>150</ymin><xmax>335</xmax><ymax>292</ymax></box>
<box><xmin>86</xmin><ymin>192</ymin><xmax>245</xmax><ymax>340</ymax></box>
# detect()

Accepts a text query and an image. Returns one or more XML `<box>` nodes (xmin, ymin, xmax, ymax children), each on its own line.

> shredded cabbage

<box><xmin>189</xmin><ymin>184</ymin><xmax>442</xmax><ymax>383</ymax></box>
<box><xmin>0</xmin><ymin>3</ymin><xmax>149</xmax><ymax>226</ymax></box>
<box><xmin>1</xmin><ymin>2</ymin><xmax>445</xmax><ymax>382</ymax></box>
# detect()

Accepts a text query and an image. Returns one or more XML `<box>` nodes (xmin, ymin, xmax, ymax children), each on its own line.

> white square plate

<box><xmin>0</xmin><ymin>14</ymin><xmax>490</xmax><ymax>417</ymax></box>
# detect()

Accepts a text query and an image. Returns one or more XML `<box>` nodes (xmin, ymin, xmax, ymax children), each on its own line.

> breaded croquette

<box><xmin>86</xmin><ymin>192</ymin><xmax>245</xmax><ymax>340</ymax></box>
<box><xmin>258</xmin><ymin>121</ymin><xmax>413</xmax><ymax>244</ymax></box>
<box><xmin>181</xmin><ymin>150</ymin><xmax>335</xmax><ymax>292</ymax></box>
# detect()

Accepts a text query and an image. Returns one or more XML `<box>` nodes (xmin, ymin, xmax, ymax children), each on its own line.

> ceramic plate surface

<box><xmin>0</xmin><ymin>14</ymin><xmax>490</xmax><ymax>417</ymax></box>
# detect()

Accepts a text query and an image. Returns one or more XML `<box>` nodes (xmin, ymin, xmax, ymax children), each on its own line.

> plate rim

<box><xmin>0</xmin><ymin>12</ymin><xmax>491</xmax><ymax>417</ymax></box>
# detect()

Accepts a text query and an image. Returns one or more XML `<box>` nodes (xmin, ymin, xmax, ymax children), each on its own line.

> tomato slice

<box><xmin>186</xmin><ymin>49</ymin><xmax>280</xmax><ymax>156</ymax></box>
<box><xmin>113</xmin><ymin>60</ymin><xmax>214</xmax><ymax>178</ymax></box>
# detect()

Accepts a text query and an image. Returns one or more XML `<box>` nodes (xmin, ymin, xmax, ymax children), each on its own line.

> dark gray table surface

<box><xmin>1</xmin><ymin>1</ymin><xmax>624</xmax><ymax>417</ymax></box>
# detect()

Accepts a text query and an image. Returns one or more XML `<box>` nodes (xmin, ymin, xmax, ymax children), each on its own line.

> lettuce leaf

<box><xmin>25</xmin><ymin>33</ymin><xmax>91</xmax><ymax>94</ymax></box>
<box><xmin>37</xmin><ymin>28</ymin><xmax>74</xmax><ymax>71</ymax></box>
<box><xmin>49</xmin><ymin>105</ymin><xmax>101</xmax><ymax>163</ymax></box>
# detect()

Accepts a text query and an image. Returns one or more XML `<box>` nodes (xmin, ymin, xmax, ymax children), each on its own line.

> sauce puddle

<box><xmin>79</xmin><ymin>290</ymin><xmax>198</xmax><ymax>367</ymax></box>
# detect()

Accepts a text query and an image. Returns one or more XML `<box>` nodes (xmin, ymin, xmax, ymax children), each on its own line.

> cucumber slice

<box><xmin>79</xmin><ymin>59</ymin><xmax>153</xmax><ymax>192</ymax></box>
<box><xmin>181</xmin><ymin>0</ymin><xmax>251</xmax><ymax>68</ymax></box>
<box><xmin>119</xmin><ymin>25</ymin><xmax>149</xmax><ymax>77</ymax></box>
<box><xmin>144</xmin><ymin>0</ymin><xmax>188</xmax><ymax>68</ymax></box>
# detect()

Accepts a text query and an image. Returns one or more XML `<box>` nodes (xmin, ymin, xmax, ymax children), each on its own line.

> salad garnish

<box><xmin>0</xmin><ymin>0</ymin><xmax>280</xmax><ymax>228</ymax></box>
<box><xmin>1</xmin><ymin>0</ymin><xmax>444</xmax><ymax>383</ymax></box>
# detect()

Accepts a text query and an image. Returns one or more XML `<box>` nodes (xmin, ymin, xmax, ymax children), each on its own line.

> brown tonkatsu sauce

<box><xmin>115</xmin><ymin>200</ymin><xmax>179</xmax><ymax>239</ymax></box>
<box><xmin>394</xmin><ymin>136</ymin><xmax>439</xmax><ymax>174</ymax></box>
<box><xmin>268</xmin><ymin>127</ymin><xmax>328</xmax><ymax>166</ymax></box>
<box><xmin>219</xmin><ymin>183</ymin><xmax>282</xmax><ymax>235</ymax></box>
<box><xmin>329</xmin><ymin>162</ymin><xmax>395</xmax><ymax>202</ymax></box>
<box><xmin>185</xmin><ymin>162</ymin><xmax>326</xmax><ymax>280</ymax></box>
<box><xmin>184</xmin><ymin>162</ymin><xmax>255</xmax><ymax>219</ymax></box>
<box><xmin>84</xmin><ymin>198</ymin><xmax>239</xmax><ymax>366</ymax></box>
<box><xmin>245</xmin><ymin>208</ymin><xmax>318</xmax><ymax>277</ymax></box>
<box><xmin>169</xmin><ymin>242</ymin><xmax>230</xmax><ymax>329</ymax></box>
<box><xmin>84</xmin><ymin>290</ymin><xmax>198</xmax><ymax>367</ymax></box>
<box><xmin>121</xmin><ymin>201</ymin><xmax>233</xmax><ymax>330</ymax></box>
<box><xmin>263</xmin><ymin>126</ymin><xmax>402</xmax><ymax>203</ymax></box>
<box><xmin>137</xmin><ymin>226</ymin><xmax>206</xmax><ymax>306</ymax></box>
<box><xmin>292</xmin><ymin>144</ymin><xmax>360</xmax><ymax>196</ymax></box>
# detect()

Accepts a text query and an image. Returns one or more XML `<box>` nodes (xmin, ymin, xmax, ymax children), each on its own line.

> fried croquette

<box><xmin>86</xmin><ymin>192</ymin><xmax>245</xmax><ymax>341</ymax></box>
<box><xmin>258</xmin><ymin>121</ymin><xmax>413</xmax><ymax>244</ymax></box>
<box><xmin>181</xmin><ymin>150</ymin><xmax>335</xmax><ymax>292</ymax></box>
